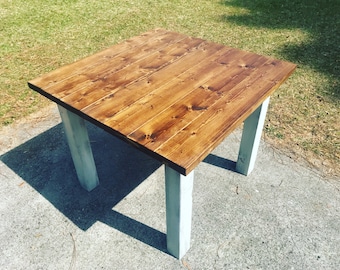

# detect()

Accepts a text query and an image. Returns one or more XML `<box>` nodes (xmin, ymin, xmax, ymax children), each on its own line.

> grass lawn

<box><xmin>1</xmin><ymin>0</ymin><xmax>339</xmax><ymax>176</ymax></box>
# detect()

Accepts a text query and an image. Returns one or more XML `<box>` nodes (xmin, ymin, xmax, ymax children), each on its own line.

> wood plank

<box><xmin>60</xmin><ymin>36</ymin><xmax>205</xmax><ymax>110</ymax></box>
<box><xmin>155</xmin><ymin>59</ymin><xmax>295</xmax><ymax>174</ymax></box>
<box><xmin>83</xmin><ymin>41</ymin><xmax>224</xmax><ymax>124</ymax></box>
<box><xmin>104</xmin><ymin>46</ymin><xmax>233</xmax><ymax>135</ymax></box>
<box><xmin>28</xmin><ymin>29</ymin><xmax>168</xmax><ymax>92</ymax></box>
<box><xmin>50</xmin><ymin>31</ymin><xmax>189</xmax><ymax>99</ymax></box>
<box><xmin>125</xmin><ymin>49</ymin><xmax>257</xmax><ymax>149</ymax></box>
<box><xmin>125</xmin><ymin>52</ymin><xmax>271</xmax><ymax>149</ymax></box>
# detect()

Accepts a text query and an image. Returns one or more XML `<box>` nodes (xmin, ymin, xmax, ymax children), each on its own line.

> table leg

<box><xmin>58</xmin><ymin>105</ymin><xmax>99</xmax><ymax>191</ymax></box>
<box><xmin>165</xmin><ymin>165</ymin><xmax>194</xmax><ymax>259</ymax></box>
<box><xmin>236</xmin><ymin>97</ymin><xmax>270</xmax><ymax>175</ymax></box>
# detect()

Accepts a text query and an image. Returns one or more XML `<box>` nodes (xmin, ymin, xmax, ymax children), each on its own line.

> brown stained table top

<box><xmin>28</xmin><ymin>29</ymin><xmax>296</xmax><ymax>175</ymax></box>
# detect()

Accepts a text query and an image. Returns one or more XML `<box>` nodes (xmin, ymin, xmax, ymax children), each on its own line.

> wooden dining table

<box><xmin>28</xmin><ymin>28</ymin><xmax>296</xmax><ymax>259</ymax></box>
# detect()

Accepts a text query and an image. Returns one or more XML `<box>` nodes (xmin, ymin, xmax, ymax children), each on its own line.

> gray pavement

<box><xmin>0</xmin><ymin>105</ymin><xmax>339</xmax><ymax>270</ymax></box>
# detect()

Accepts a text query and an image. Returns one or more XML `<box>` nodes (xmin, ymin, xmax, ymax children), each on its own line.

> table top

<box><xmin>28</xmin><ymin>29</ymin><xmax>296</xmax><ymax>175</ymax></box>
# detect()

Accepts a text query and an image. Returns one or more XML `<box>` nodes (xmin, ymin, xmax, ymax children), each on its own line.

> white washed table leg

<box><xmin>58</xmin><ymin>105</ymin><xmax>99</xmax><ymax>191</ymax></box>
<box><xmin>236</xmin><ymin>97</ymin><xmax>270</xmax><ymax>175</ymax></box>
<box><xmin>165</xmin><ymin>165</ymin><xmax>194</xmax><ymax>259</ymax></box>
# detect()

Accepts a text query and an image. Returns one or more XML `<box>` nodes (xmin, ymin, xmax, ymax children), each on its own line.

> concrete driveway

<box><xmin>1</xmin><ymin>105</ymin><xmax>339</xmax><ymax>269</ymax></box>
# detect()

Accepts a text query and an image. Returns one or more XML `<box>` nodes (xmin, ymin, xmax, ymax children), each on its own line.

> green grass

<box><xmin>1</xmin><ymin>0</ymin><xmax>339</xmax><ymax>175</ymax></box>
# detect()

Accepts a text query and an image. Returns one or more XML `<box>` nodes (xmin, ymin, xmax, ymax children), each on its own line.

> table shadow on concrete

<box><xmin>1</xmin><ymin>122</ymin><xmax>236</xmax><ymax>255</ymax></box>
<box><xmin>1</xmin><ymin>122</ymin><xmax>169</xmax><ymax>252</ymax></box>
<box><xmin>203</xmin><ymin>154</ymin><xmax>237</xmax><ymax>172</ymax></box>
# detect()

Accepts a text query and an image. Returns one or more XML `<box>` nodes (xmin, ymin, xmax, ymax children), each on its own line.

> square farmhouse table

<box><xmin>28</xmin><ymin>29</ymin><xmax>296</xmax><ymax>259</ymax></box>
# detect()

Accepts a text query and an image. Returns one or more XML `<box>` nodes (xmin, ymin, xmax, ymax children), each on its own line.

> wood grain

<box><xmin>28</xmin><ymin>29</ymin><xmax>296</xmax><ymax>175</ymax></box>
